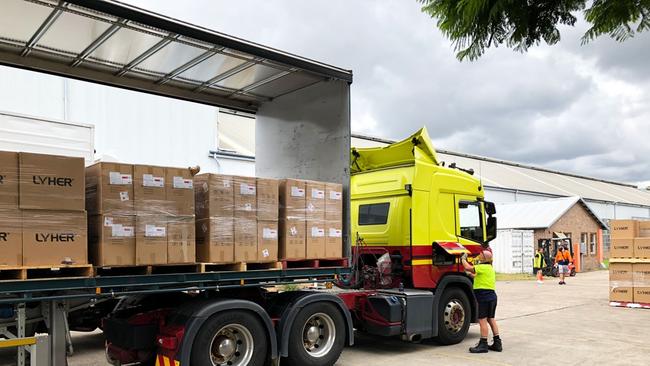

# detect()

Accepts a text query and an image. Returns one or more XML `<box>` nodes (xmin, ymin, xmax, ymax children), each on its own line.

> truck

<box><xmin>0</xmin><ymin>1</ymin><xmax>496</xmax><ymax>365</ymax></box>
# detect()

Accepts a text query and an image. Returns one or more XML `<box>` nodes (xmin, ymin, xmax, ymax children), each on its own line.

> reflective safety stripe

<box><xmin>0</xmin><ymin>337</ymin><xmax>36</xmax><ymax>348</ymax></box>
<box><xmin>412</xmin><ymin>259</ymin><xmax>433</xmax><ymax>265</ymax></box>
<box><xmin>155</xmin><ymin>355</ymin><xmax>180</xmax><ymax>366</ymax></box>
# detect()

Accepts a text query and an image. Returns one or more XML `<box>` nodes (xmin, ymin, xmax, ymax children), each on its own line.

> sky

<box><xmin>124</xmin><ymin>0</ymin><xmax>650</xmax><ymax>186</ymax></box>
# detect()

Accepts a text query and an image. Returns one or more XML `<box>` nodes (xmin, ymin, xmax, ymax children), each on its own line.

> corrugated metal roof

<box><xmin>495</xmin><ymin>197</ymin><xmax>608</xmax><ymax>230</ymax></box>
<box><xmin>350</xmin><ymin>135</ymin><xmax>650</xmax><ymax>207</ymax></box>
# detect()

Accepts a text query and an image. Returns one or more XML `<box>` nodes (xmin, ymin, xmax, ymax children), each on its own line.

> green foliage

<box><xmin>419</xmin><ymin>0</ymin><xmax>650</xmax><ymax>61</ymax></box>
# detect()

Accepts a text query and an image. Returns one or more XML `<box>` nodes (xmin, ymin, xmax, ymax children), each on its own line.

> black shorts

<box><xmin>478</xmin><ymin>299</ymin><xmax>497</xmax><ymax>319</ymax></box>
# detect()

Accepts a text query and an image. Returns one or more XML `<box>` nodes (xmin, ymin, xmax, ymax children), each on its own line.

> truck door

<box><xmin>454</xmin><ymin>195</ymin><xmax>486</xmax><ymax>254</ymax></box>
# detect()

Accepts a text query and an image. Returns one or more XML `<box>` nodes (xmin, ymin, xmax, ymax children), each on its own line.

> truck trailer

<box><xmin>0</xmin><ymin>1</ymin><xmax>496</xmax><ymax>365</ymax></box>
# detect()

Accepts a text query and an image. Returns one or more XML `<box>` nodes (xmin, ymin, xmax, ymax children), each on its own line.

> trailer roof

<box><xmin>0</xmin><ymin>0</ymin><xmax>353</xmax><ymax>113</ymax></box>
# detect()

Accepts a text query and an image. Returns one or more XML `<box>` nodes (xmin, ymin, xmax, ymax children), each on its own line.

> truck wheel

<box><xmin>190</xmin><ymin>311</ymin><xmax>268</xmax><ymax>366</ymax></box>
<box><xmin>285</xmin><ymin>302</ymin><xmax>345</xmax><ymax>366</ymax></box>
<box><xmin>435</xmin><ymin>288</ymin><xmax>470</xmax><ymax>345</ymax></box>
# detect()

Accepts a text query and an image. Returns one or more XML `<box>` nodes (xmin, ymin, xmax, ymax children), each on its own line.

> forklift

<box><xmin>537</xmin><ymin>237</ymin><xmax>577</xmax><ymax>277</ymax></box>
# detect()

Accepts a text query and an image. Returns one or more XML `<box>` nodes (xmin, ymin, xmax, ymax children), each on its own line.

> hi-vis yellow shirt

<box><xmin>473</xmin><ymin>264</ymin><xmax>496</xmax><ymax>290</ymax></box>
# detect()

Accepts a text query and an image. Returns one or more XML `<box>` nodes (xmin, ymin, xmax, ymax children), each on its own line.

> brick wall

<box><xmin>532</xmin><ymin>203</ymin><xmax>602</xmax><ymax>272</ymax></box>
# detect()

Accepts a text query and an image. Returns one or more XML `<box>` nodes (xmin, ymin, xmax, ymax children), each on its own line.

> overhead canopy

<box><xmin>0</xmin><ymin>0</ymin><xmax>353</xmax><ymax>113</ymax></box>
<box><xmin>496</xmin><ymin>197</ymin><xmax>608</xmax><ymax>230</ymax></box>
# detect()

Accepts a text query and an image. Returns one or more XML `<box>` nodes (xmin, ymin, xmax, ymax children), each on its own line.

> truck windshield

<box><xmin>458</xmin><ymin>201</ymin><xmax>483</xmax><ymax>243</ymax></box>
<box><xmin>359</xmin><ymin>203</ymin><xmax>390</xmax><ymax>225</ymax></box>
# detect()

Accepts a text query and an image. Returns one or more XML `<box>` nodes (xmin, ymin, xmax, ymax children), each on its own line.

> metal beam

<box><xmin>21</xmin><ymin>1</ymin><xmax>67</xmax><ymax>57</ymax></box>
<box><xmin>230</xmin><ymin>68</ymin><xmax>296</xmax><ymax>97</ymax></box>
<box><xmin>156</xmin><ymin>47</ymin><xmax>223</xmax><ymax>85</ymax></box>
<box><xmin>194</xmin><ymin>58</ymin><xmax>262</xmax><ymax>92</ymax></box>
<box><xmin>115</xmin><ymin>34</ymin><xmax>179</xmax><ymax>76</ymax></box>
<box><xmin>70</xmin><ymin>19</ymin><xmax>127</xmax><ymax>67</ymax></box>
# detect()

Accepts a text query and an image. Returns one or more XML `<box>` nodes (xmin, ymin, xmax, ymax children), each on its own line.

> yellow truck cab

<box><xmin>346</xmin><ymin>127</ymin><xmax>497</xmax><ymax>344</ymax></box>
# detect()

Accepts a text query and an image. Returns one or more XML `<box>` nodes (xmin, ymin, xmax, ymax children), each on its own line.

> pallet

<box><xmin>609</xmin><ymin>258</ymin><xmax>650</xmax><ymax>263</ymax></box>
<box><xmin>609</xmin><ymin>301</ymin><xmax>650</xmax><ymax>309</ymax></box>
<box><xmin>281</xmin><ymin>258</ymin><xmax>348</xmax><ymax>270</ymax></box>
<box><xmin>0</xmin><ymin>264</ymin><xmax>93</xmax><ymax>281</ymax></box>
<box><xmin>94</xmin><ymin>262</ymin><xmax>284</xmax><ymax>276</ymax></box>
<box><xmin>198</xmin><ymin>261</ymin><xmax>283</xmax><ymax>273</ymax></box>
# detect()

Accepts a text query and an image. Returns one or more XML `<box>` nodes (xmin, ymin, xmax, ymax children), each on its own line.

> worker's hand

<box><xmin>461</xmin><ymin>253</ymin><xmax>468</xmax><ymax>262</ymax></box>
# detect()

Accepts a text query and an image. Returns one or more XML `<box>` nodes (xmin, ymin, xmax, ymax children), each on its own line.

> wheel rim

<box><xmin>208</xmin><ymin>323</ymin><xmax>254</xmax><ymax>366</ymax></box>
<box><xmin>443</xmin><ymin>299</ymin><xmax>465</xmax><ymax>333</ymax></box>
<box><xmin>302</xmin><ymin>312</ymin><xmax>336</xmax><ymax>358</ymax></box>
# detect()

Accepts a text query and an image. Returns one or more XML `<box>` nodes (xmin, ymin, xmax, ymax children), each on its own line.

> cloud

<box><xmin>124</xmin><ymin>0</ymin><xmax>650</xmax><ymax>183</ymax></box>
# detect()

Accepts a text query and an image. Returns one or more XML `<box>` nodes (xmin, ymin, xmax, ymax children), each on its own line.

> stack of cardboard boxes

<box><xmin>609</xmin><ymin>220</ymin><xmax>650</xmax><ymax>304</ymax></box>
<box><xmin>87</xmin><ymin>163</ymin><xmax>195</xmax><ymax>266</ymax></box>
<box><xmin>195</xmin><ymin>174</ymin><xmax>279</xmax><ymax>263</ymax></box>
<box><xmin>0</xmin><ymin>151</ymin><xmax>87</xmax><ymax>267</ymax></box>
<box><xmin>279</xmin><ymin>179</ymin><xmax>343</xmax><ymax>260</ymax></box>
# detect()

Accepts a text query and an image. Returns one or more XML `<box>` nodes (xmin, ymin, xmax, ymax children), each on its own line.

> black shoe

<box><xmin>469</xmin><ymin>339</ymin><xmax>489</xmax><ymax>353</ymax></box>
<box><xmin>489</xmin><ymin>337</ymin><xmax>502</xmax><ymax>352</ymax></box>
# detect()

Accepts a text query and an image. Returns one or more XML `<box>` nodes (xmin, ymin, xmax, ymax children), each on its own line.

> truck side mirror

<box><xmin>485</xmin><ymin>201</ymin><xmax>496</xmax><ymax>216</ymax></box>
<box><xmin>486</xmin><ymin>216</ymin><xmax>497</xmax><ymax>243</ymax></box>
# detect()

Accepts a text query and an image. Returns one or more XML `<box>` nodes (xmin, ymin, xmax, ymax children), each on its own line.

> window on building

<box><xmin>590</xmin><ymin>233</ymin><xmax>597</xmax><ymax>255</ymax></box>
<box><xmin>358</xmin><ymin>203</ymin><xmax>390</xmax><ymax>225</ymax></box>
<box><xmin>580</xmin><ymin>233</ymin><xmax>588</xmax><ymax>255</ymax></box>
<box><xmin>458</xmin><ymin>201</ymin><xmax>483</xmax><ymax>243</ymax></box>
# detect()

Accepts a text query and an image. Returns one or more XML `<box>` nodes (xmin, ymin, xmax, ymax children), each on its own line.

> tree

<box><xmin>419</xmin><ymin>0</ymin><xmax>650</xmax><ymax>61</ymax></box>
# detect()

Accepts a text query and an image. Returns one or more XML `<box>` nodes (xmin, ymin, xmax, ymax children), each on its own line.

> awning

<box><xmin>0</xmin><ymin>0</ymin><xmax>353</xmax><ymax>113</ymax></box>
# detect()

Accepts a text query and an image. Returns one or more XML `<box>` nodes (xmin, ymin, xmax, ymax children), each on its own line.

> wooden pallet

<box><xmin>198</xmin><ymin>261</ymin><xmax>283</xmax><ymax>273</ymax></box>
<box><xmin>281</xmin><ymin>258</ymin><xmax>348</xmax><ymax>270</ymax></box>
<box><xmin>609</xmin><ymin>301</ymin><xmax>650</xmax><ymax>309</ymax></box>
<box><xmin>609</xmin><ymin>258</ymin><xmax>650</xmax><ymax>263</ymax></box>
<box><xmin>0</xmin><ymin>264</ymin><xmax>93</xmax><ymax>281</ymax></box>
<box><xmin>94</xmin><ymin>262</ymin><xmax>283</xmax><ymax>276</ymax></box>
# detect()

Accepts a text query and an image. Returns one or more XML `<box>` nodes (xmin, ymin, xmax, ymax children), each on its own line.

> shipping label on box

<box><xmin>234</xmin><ymin>176</ymin><xmax>256</xmax><ymax>219</ymax></box>
<box><xmin>195</xmin><ymin>174</ymin><xmax>234</xmax><ymax>219</ymax></box>
<box><xmin>167</xmin><ymin>216</ymin><xmax>196</xmax><ymax>264</ymax></box>
<box><xmin>196</xmin><ymin>217</ymin><xmax>234</xmax><ymax>263</ymax></box>
<box><xmin>89</xmin><ymin>215</ymin><xmax>135</xmax><ymax>266</ymax></box>
<box><xmin>86</xmin><ymin>162</ymin><xmax>134</xmax><ymax>215</ymax></box>
<box><xmin>134</xmin><ymin>165</ymin><xmax>166</xmax><ymax>215</ymax></box>
<box><xmin>0</xmin><ymin>209</ymin><xmax>21</xmax><ymax>266</ymax></box>
<box><xmin>235</xmin><ymin>217</ymin><xmax>257</xmax><ymax>262</ymax></box>
<box><xmin>633</xmin><ymin>263</ymin><xmax>650</xmax><ymax>304</ymax></box>
<box><xmin>610</xmin><ymin>220</ymin><xmax>639</xmax><ymax>239</ymax></box>
<box><xmin>19</xmin><ymin>152</ymin><xmax>85</xmax><ymax>211</ymax></box>
<box><xmin>0</xmin><ymin>151</ymin><xmax>18</xmax><ymax>209</ymax></box>
<box><xmin>611</xmin><ymin>238</ymin><xmax>634</xmax><ymax>258</ymax></box>
<box><xmin>136</xmin><ymin>215</ymin><xmax>167</xmax><ymax>265</ymax></box>
<box><xmin>165</xmin><ymin>167</ymin><xmax>194</xmax><ymax>216</ymax></box>
<box><xmin>257</xmin><ymin>178</ymin><xmax>279</xmax><ymax>221</ymax></box>
<box><xmin>22</xmin><ymin>210</ymin><xmax>87</xmax><ymax>266</ymax></box>
<box><xmin>609</xmin><ymin>263</ymin><xmax>634</xmax><ymax>302</ymax></box>
<box><xmin>634</xmin><ymin>237</ymin><xmax>650</xmax><ymax>258</ymax></box>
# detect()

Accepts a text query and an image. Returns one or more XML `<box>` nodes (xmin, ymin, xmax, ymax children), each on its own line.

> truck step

<box><xmin>281</xmin><ymin>258</ymin><xmax>348</xmax><ymax>270</ymax></box>
<box><xmin>0</xmin><ymin>264</ymin><xmax>93</xmax><ymax>281</ymax></box>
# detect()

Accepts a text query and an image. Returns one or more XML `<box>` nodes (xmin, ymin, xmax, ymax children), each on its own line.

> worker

<box><xmin>462</xmin><ymin>250</ymin><xmax>502</xmax><ymax>353</ymax></box>
<box><xmin>555</xmin><ymin>244</ymin><xmax>572</xmax><ymax>285</ymax></box>
<box><xmin>533</xmin><ymin>246</ymin><xmax>546</xmax><ymax>284</ymax></box>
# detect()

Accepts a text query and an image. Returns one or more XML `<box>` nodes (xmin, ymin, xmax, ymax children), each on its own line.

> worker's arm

<box><xmin>461</xmin><ymin>253</ymin><xmax>475</xmax><ymax>273</ymax></box>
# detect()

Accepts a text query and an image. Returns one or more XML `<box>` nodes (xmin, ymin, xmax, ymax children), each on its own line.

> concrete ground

<box><xmin>3</xmin><ymin>270</ymin><xmax>649</xmax><ymax>365</ymax></box>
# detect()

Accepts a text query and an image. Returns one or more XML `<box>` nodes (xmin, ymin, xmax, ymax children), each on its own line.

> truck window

<box><xmin>458</xmin><ymin>201</ymin><xmax>483</xmax><ymax>243</ymax></box>
<box><xmin>359</xmin><ymin>203</ymin><xmax>390</xmax><ymax>225</ymax></box>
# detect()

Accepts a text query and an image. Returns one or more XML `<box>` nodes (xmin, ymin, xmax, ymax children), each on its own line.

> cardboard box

<box><xmin>196</xmin><ymin>217</ymin><xmax>234</xmax><ymax>263</ymax></box>
<box><xmin>280</xmin><ymin>218</ymin><xmax>305</xmax><ymax>260</ymax></box>
<box><xmin>19</xmin><ymin>152</ymin><xmax>85</xmax><ymax>211</ymax></box>
<box><xmin>234</xmin><ymin>176</ymin><xmax>256</xmax><ymax>219</ymax></box>
<box><xmin>610</xmin><ymin>238</ymin><xmax>634</xmax><ymax>258</ymax></box>
<box><xmin>135</xmin><ymin>215</ymin><xmax>167</xmax><ymax>265</ymax></box>
<box><xmin>639</xmin><ymin>221</ymin><xmax>650</xmax><ymax>238</ymax></box>
<box><xmin>258</xmin><ymin>221</ymin><xmax>278</xmax><ymax>262</ymax></box>
<box><xmin>85</xmin><ymin>162</ymin><xmax>134</xmax><ymax>216</ymax></box>
<box><xmin>609</xmin><ymin>263</ymin><xmax>633</xmax><ymax>302</ymax></box>
<box><xmin>0</xmin><ymin>151</ymin><xmax>18</xmax><ymax>209</ymax></box>
<box><xmin>279</xmin><ymin>179</ymin><xmax>306</xmax><ymax>221</ymax></box>
<box><xmin>256</xmin><ymin>178</ymin><xmax>279</xmax><ymax>221</ymax></box>
<box><xmin>325</xmin><ymin>220</ymin><xmax>343</xmax><ymax>259</ymax></box>
<box><xmin>134</xmin><ymin>165</ymin><xmax>166</xmax><ymax>215</ymax></box>
<box><xmin>306</xmin><ymin>181</ymin><xmax>325</xmax><ymax>221</ymax></box>
<box><xmin>165</xmin><ymin>167</ymin><xmax>195</xmax><ymax>216</ymax></box>
<box><xmin>194</xmin><ymin>174</ymin><xmax>234</xmax><ymax>220</ymax></box>
<box><xmin>306</xmin><ymin>220</ymin><xmax>326</xmax><ymax>259</ymax></box>
<box><xmin>89</xmin><ymin>215</ymin><xmax>135</xmax><ymax>266</ymax></box>
<box><xmin>610</xmin><ymin>220</ymin><xmax>638</xmax><ymax>239</ymax></box>
<box><xmin>0</xmin><ymin>209</ymin><xmax>21</xmax><ymax>266</ymax></box>
<box><xmin>167</xmin><ymin>215</ymin><xmax>195</xmax><ymax>264</ymax></box>
<box><xmin>22</xmin><ymin>210</ymin><xmax>87</xmax><ymax>266</ymax></box>
<box><xmin>325</xmin><ymin>183</ymin><xmax>343</xmax><ymax>221</ymax></box>
<box><xmin>633</xmin><ymin>263</ymin><xmax>650</xmax><ymax>304</ymax></box>
<box><xmin>634</xmin><ymin>237</ymin><xmax>650</xmax><ymax>258</ymax></box>
<box><xmin>235</xmin><ymin>217</ymin><xmax>257</xmax><ymax>262</ymax></box>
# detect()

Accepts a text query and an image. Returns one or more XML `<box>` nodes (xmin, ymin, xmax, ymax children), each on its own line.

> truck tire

<box><xmin>434</xmin><ymin>287</ymin><xmax>470</xmax><ymax>345</ymax></box>
<box><xmin>285</xmin><ymin>302</ymin><xmax>345</xmax><ymax>366</ymax></box>
<box><xmin>190</xmin><ymin>310</ymin><xmax>268</xmax><ymax>366</ymax></box>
